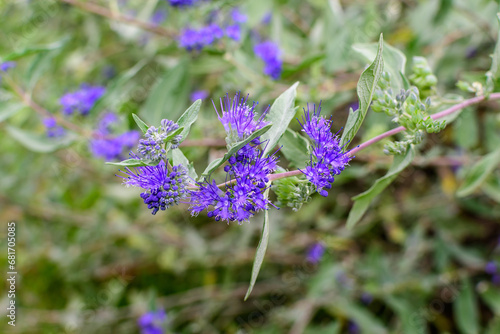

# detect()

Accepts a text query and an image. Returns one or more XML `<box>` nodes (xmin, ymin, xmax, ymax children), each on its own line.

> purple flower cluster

<box><xmin>179</xmin><ymin>24</ymin><xmax>224</xmax><ymax>51</ymax></box>
<box><xmin>215</xmin><ymin>92</ymin><xmax>269</xmax><ymax>142</ymax></box>
<box><xmin>138</xmin><ymin>309</ymin><xmax>167</xmax><ymax>334</ymax></box>
<box><xmin>89</xmin><ymin>112</ymin><xmax>140</xmax><ymax>160</ymax></box>
<box><xmin>120</xmin><ymin>155</ymin><xmax>188</xmax><ymax>215</ymax></box>
<box><xmin>485</xmin><ymin>261</ymin><xmax>500</xmax><ymax>285</ymax></box>
<box><xmin>254</xmin><ymin>41</ymin><xmax>282</xmax><ymax>80</ymax></box>
<box><xmin>178</xmin><ymin>7</ymin><xmax>247</xmax><ymax>50</ymax></box>
<box><xmin>298</xmin><ymin>104</ymin><xmax>351</xmax><ymax>197</ymax></box>
<box><xmin>190</xmin><ymin>140</ymin><xmax>278</xmax><ymax>223</ymax></box>
<box><xmin>138</xmin><ymin>119</ymin><xmax>181</xmax><ymax>161</ymax></box>
<box><xmin>60</xmin><ymin>84</ymin><xmax>105</xmax><ymax>116</ymax></box>
<box><xmin>189</xmin><ymin>93</ymin><xmax>278</xmax><ymax>223</ymax></box>
<box><xmin>168</xmin><ymin>0</ymin><xmax>197</xmax><ymax>7</ymax></box>
<box><xmin>43</xmin><ymin>117</ymin><xmax>65</xmax><ymax>138</ymax></box>
<box><xmin>0</xmin><ymin>61</ymin><xmax>16</xmax><ymax>72</ymax></box>
<box><xmin>307</xmin><ymin>242</ymin><xmax>325</xmax><ymax>263</ymax></box>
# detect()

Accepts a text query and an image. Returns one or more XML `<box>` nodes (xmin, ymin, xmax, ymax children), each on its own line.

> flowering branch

<box><xmin>59</xmin><ymin>0</ymin><xmax>176</xmax><ymax>38</ymax></box>
<box><xmin>267</xmin><ymin>92</ymin><xmax>500</xmax><ymax>182</ymax></box>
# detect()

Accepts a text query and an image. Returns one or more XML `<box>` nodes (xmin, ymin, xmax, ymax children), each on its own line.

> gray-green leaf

<box><xmin>454</xmin><ymin>278</ymin><xmax>479</xmax><ymax>334</ymax></box>
<box><xmin>346</xmin><ymin>147</ymin><xmax>415</xmax><ymax>229</ymax></box>
<box><xmin>132</xmin><ymin>113</ymin><xmax>149</xmax><ymax>133</ymax></box>
<box><xmin>171</xmin><ymin>149</ymin><xmax>197</xmax><ymax>180</ymax></box>
<box><xmin>176</xmin><ymin>99</ymin><xmax>201</xmax><ymax>143</ymax></box>
<box><xmin>456</xmin><ymin>147</ymin><xmax>500</xmax><ymax>197</ymax></box>
<box><xmin>200</xmin><ymin>124</ymin><xmax>272</xmax><ymax>179</ymax></box>
<box><xmin>6</xmin><ymin>125</ymin><xmax>76</xmax><ymax>153</ymax></box>
<box><xmin>278</xmin><ymin>128</ymin><xmax>310</xmax><ymax>168</ymax></box>
<box><xmin>244</xmin><ymin>188</ymin><xmax>271</xmax><ymax>301</ymax></box>
<box><xmin>340</xmin><ymin>34</ymin><xmax>384</xmax><ymax>149</ymax></box>
<box><xmin>260</xmin><ymin>82</ymin><xmax>299</xmax><ymax>156</ymax></box>
<box><xmin>106</xmin><ymin>159</ymin><xmax>159</xmax><ymax>167</ymax></box>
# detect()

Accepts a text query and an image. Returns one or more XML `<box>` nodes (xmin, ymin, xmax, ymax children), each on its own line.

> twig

<box><xmin>59</xmin><ymin>0</ymin><xmax>176</xmax><ymax>38</ymax></box>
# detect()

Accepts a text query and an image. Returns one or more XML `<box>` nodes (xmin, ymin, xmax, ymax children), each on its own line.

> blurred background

<box><xmin>1</xmin><ymin>0</ymin><xmax>500</xmax><ymax>333</ymax></box>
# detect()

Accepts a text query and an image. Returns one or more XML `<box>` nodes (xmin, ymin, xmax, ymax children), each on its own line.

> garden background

<box><xmin>2</xmin><ymin>0</ymin><xmax>500</xmax><ymax>333</ymax></box>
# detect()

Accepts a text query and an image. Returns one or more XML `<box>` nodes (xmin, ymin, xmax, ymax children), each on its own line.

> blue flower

<box><xmin>120</xmin><ymin>157</ymin><xmax>188</xmax><ymax>215</ymax></box>
<box><xmin>89</xmin><ymin>112</ymin><xmax>140</xmax><ymax>160</ymax></box>
<box><xmin>190</xmin><ymin>90</ymin><xmax>208</xmax><ymax>102</ymax></box>
<box><xmin>138</xmin><ymin>119</ymin><xmax>182</xmax><ymax>161</ymax></box>
<box><xmin>179</xmin><ymin>24</ymin><xmax>224</xmax><ymax>50</ymax></box>
<box><xmin>0</xmin><ymin>61</ymin><xmax>16</xmax><ymax>72</ymax></box>
<box><xmin>298</xmin><ymin>104</ymin><xmax>352</xmax><ymax>197</ymax></box>
<box><xmin>150</xmin><ymin>8</ymin><xmax>167</xmax><ymax>25</ymax></box>
<box><xmin>225</xmin><ymin>24</ymin><xmax>241</xmax><ymax>41</ymax></box>
<box><xmin>168</xmin><ymin>0</ymin><xmax>197</xmax><ymax>7</ymax></box>
<box><xmin>42</xmin><ymin>117</ymin><xmax>65</xmax><ymax>138</ymax></box>
<box><xmin>214</xmin><ymin>92</ymin><xmax>269</xmax><ymax>142</ymax></box>
<box><xmin>307</xmin><ymin>242</ymin><xmax>325</xmax><ymax>263</ymax></box>
<box><xmin>486</xmin><ymin>261</ymin><xmax>497</xmax><ymax>275</ymax></box>
<box><xmin>231</xmin><ymin>8</ymin><xmax>247</xmax><ymax>23</ymax></box>
<box><xmin>254</xmin><ymin>41</ymin><xmax>282</xmax><ymax>80</ymax></box>
<box><xmin>60</xmin><ymin>84</ymin><xmax>106</xmax><ymax>116</ymax></box>
<box><xmin>138</xmin><ymin>309</ymin><xmax>167</xmax><ymax>334</ymax></box>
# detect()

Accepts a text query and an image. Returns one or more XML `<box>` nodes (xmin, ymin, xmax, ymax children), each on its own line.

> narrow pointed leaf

<box><xmin>340</xmin><ymin>34</ymin><xmax>384</xmax><ymax>149</ymax></box>
<box><xmin>244</xmin><ymin>188</ymin><xmax>271</xmax><ymax>301</ymax></box>
<box><xmin>456</xmin><ymin>147</ymin><xmax>500</xmax><ymax>197</ymax></box>
<box><xmin>346</xmin><ymin>147</ymin><xmax>415</xmax><ymax>229</ymax></box>
<box><xmin>200</xmin><ymin>124</ymin><xmax>272</xmax><ymax>178</ymax></box>
<box><xmin>132</xmin><ymin>113</ymin><xmax>149</xmax><ymax>133</ymax></box>
<box><xmin>105</xmin><ymin>159</ymin><xmax>159</xmax><ymax>167</ymax></box>
<box><xmin>176</xmin><ymin>99</ymin><xmax>201</xmax><ymax>143</ymax></box>
<box><xmin>261</xmin><ymin>82</ymin><xmax>299</xmax><ymax>156</ymax></box>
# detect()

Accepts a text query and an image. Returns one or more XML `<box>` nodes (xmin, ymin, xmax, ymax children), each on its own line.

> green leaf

<box><xmin>479</xmin><ymin>283</ymin><xmax>500</xmax><ymax>315</ymax></box>
<box><xmin>278</xmin><ymin>129</ymin><xmax>310</xmax><ymax>168</ymax></box>
<box><xmin>132</xmin><ymin>113</ymin><xmax>149</xmax><ymax>133</ymax></box>
<box><xmin>1</xmin><ymin>38</ymin><xmax>67</xmax><ymax>61</ymax></box>
<box><xmin>163</xmin><ymin>126</ymin><xmax>184</xmax><ymax>143</ymax></box>
<box><xmin>244</xmin><ymin>188</ymin><xmax>271</xmax><ymax>301</ymax></box>
<box><xmin>171</xmin><ymin>149</ymin><xmax>197</xmax><ymax>180</ymax></box>
<box><xmin>352</xmin><ymin>37</ymin><xmax>406</xmax><ymax>91</ymax></box>
<box><xmin>456</xmin><ymin>147</ymin><xmax>500</xmax><ymax>197</ymax></box>
<box><xmin>346</xmin><ymin>147</ymin><xmax>415</xmax><ymax>229</ymax></box>
<box><xmin>6</xmin><ymin>125</ymin><xmax>76</xmax><ymax>153</ymax></box>
<box><xmin>454</xmin><ymin>278</ymin><xmax>479</xmax><ymax>334</ymax></box>
<box><xmin>0</xmin><ymin>103</ymin><xmax>24</xmax><ymax>123</ymax></box>
<box><xmin>487</xmin><ymin>13</ymin><xmax>500</xmax><ymax>81</ymax></box>
<box><xmin>340</xmin><ymin>34</ymin><xmax>384</xmax><ymax>149</ymax></box>
<box><xmin>141</xmin><ymin>60</ymin><xmax>189</xmax><ymax>126</ymax></box>
<box><xmin>176</xmin><ymin>99</ymin><xmax>201</xmax><ymax>143</ymax></box>
<box><xmin>105</xmin><ymin>159</ymin><xmax>159</xmax><ymax>167</ymax></box>
<box><xmin>260</xmin><ymin>82</ymin><xmax>299</xmax><ymax>157</ymax></box>
<box><xmin>200</xmin><ymin>124</ymin><xmax>272</xmax><ymax>178</ymax></box>
<box><xmin>92</xmin><ymin>59</ymin><xmax>149</xmax><ymax>112</ymax></box>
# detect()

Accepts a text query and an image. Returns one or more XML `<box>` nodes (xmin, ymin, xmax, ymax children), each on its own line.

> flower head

<box><xmin>138</xmin><ymin>119</ymin><xmax>182</xmax><ymax>161</ymax></box>
<box><xmin>298</xmin><ymin>104</ymin><xmax>352</xmax><ymax>197</ymax></box>
<box><xmin>138</xmin><ymin>309</ymin><xmax>167</xmax><ymax>334</ymax></box>
<box><xmin>214</xmin><ymin>92</ymin><xmax>269</xmax><ymax>143</ymax></box>
<box><xmin>179</xmin><ymin>24</ymin><xmax>224</xmax><ymax>50</ymax></box>
<box><xmin>190</xmin><ymin>90</ymin><xmax>208</xmax><ymax>102</ymax></box>
<box><xmin>0</xmin><ymin>61</ymin><xmax>16</xmax><ymax>72</ymax></box>
<box><xmin>119</xmin><ymin>157</ymin><xmax>188</xmax><ymax>215</ymax></box>
<box><xmin>225</xmin><ymin>24</ymin><xmax>241</xmax><ymax>41</ymax></box>
<box><xmin>254</xmin><ymin>41</ymin><xmax>282</xmax><ymax>80</ymax></box>
<box><xmin>60</xmin><ymin>84</ymin><xmax>106</xmax><ymax>116</ymax></box>
<box><xmin>307</xmin><ymin>242</ymin><xmax>325</xmax><ymax>263</ymax></box>
<box><xmin>43</xmin><ymin>117</ymin><xmax>65</xmax><ymax>138</ymax></box>
<box><xmin>168</xmin><ymin>0</ymin><xmax>197</xmax><ymax>7</ymax></box>
<box><xmin>231</xmin><ymin>8</ymin><xmax>247</xmax><ymax>23</ymax></box>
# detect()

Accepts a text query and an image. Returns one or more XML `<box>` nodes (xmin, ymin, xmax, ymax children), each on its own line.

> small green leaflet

<box><xmin>171</xmin><ymin>149</ymin><xmax>198</xmax><ymax>180</ymax></box>
<box><xmin>163</xmin><ymin>126</ymin><xmax>184</xmax><ymax>144</ymax></box>
<box><xmin>132</xmin><ymin>113</ymin><xmax>149</xmax><ymax>133</ymax></box>
<box><xmin>176</xmin><ymin>99</ymin><xmax>201</xmax><ymax>143</ymax></box>
<box><xmin>340</xmin><ymin>34</ymin><xmax>384</xmax><ymax>149</ymax></box>
<box><xmin>244</xmin><ymin>187</ymin><xmax>271</xmax><ymax>301</ymax></box>
<box><xmin>260</xmin><ymin>82</ymin><xmax>299</xmax><ymax>157</ymax></box>
<box><xmin>456</xmin><ymin>147</ymin><xmax>500</xmax><ymax>197</ymax></box>
<box><xmin>346</xmin><ymin>147</ymin><xmax>415</xmax><ymax>229</ymax></box>
<box><xmin>106</xmin><ymin>158</ymin><xmax>159</xmax><ymax>167</ymax></box>
<box><xmin>200</xmin><ymin>124</ymin><xmax>272</xmax><ymax>179</ymax></box>
<box><xmin>278</xmin><ymin>129</ymin><xmax>310</xmax><ymax>168</ymax></box>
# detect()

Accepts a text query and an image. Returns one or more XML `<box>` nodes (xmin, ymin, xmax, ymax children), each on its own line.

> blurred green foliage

<box><xmin>2</xmin><ymin>0</ymin><xmax>500</xmax><ymax>333</ymax></box>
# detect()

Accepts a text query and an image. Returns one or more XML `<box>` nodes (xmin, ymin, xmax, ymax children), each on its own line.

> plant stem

<box><xmin>59</xmin><ymin>0</ymin><xmax>176</xmax><ymax>38</ymax></box>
